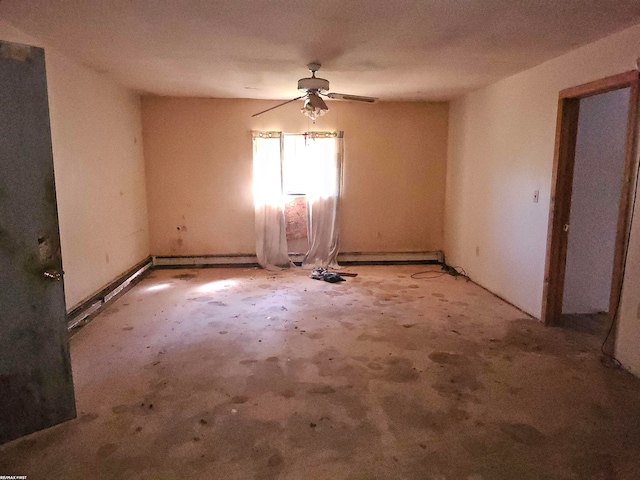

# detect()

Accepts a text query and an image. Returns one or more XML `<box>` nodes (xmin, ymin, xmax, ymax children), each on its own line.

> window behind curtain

<box><xmin>282</xmin><ymin>134</ymin><xmax>337</xmax><ymax>197</ymax></box>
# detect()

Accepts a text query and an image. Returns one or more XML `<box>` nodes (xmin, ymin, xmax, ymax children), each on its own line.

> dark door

<box><xmin>0</xmin><ymin>40</ymin><xmax>76</xmax><ymax>444</ymax></box>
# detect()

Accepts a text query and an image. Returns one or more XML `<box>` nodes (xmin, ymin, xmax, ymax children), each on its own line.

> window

<box><xmin>282</xmin><ymin>134</ymin><xmax>337</xmax><ymax>197</ymax></box>
<box><xmin>252</xmin><ymin>130</ymin><xmax>342</xmax><ymax>264</ymax></box>
<box><xmin>282</xmin><ymin>135</ymin><xmax>309</xmax><ymax>195</ymax></box>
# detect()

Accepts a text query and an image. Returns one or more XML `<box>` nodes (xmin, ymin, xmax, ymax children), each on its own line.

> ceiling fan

<box><xmin>251</xmin><ymin>63</ymin><xmax>379</xmax><ymax>119</ymax></box>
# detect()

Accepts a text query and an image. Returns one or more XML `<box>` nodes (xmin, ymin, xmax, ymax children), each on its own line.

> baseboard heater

<box><xmin>335</xmin><ymin>251</ymin><xmax>443</xmax><ymax>265</ymax></box>
<box><xmin>152</xmin><ymin>251</ymin><xmax>443</xmax><ymax>267</ymax></box>
<box><xmin>67</xmin><ymin>256</ymin><xmax>153</xmax><ymax>331</ymax></box>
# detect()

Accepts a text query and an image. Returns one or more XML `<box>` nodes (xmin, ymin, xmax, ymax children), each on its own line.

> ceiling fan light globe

<box><xmin>302</xmin><ymin>108</ymin><xmax>327</xmax><ymax>121</ymax></box>
<box><xmin>301</xmin><ymin>98</ymin><xmax>327</xmax><ymax>121</ymax></box>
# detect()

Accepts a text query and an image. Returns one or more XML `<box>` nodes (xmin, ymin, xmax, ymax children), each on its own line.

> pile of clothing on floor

<box><xmin>310</xmin><ymin>268</ymin><xmax>345</xmax><ymax>283</ymax></box>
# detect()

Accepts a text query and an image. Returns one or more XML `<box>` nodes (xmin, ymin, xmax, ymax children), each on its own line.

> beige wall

<box><xmin>0</xmin><ymin>21</ymin><xmax>150</xmax><ymax>310</ymax></box>
<box><xmin>445</xmin><ymin>23</ymin><xmax>640</xmax><ymax>374</ymax></box>
<box><xmin>142</xmin><ymin>98</ymin><xmax>448</xmax><ymax>256</ymax></box>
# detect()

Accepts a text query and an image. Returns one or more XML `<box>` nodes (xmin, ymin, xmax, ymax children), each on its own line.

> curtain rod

<box><xmin>251</xmin><ymin>131</ymin><xmax>281</xmax><ymax>138</ymax></box>
<box><xmin>252</xmin><ymin>131</ymin><xmax>343</xmax><ymax>138</ymax></box>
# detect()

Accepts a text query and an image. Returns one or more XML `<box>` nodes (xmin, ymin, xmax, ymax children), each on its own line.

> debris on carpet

<box><xmin>311</xmin><ymin>268</ymin><xmax>345</xmax><ymax>283</ymax></box>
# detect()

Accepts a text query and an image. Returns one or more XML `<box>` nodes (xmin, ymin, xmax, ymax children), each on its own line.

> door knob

<box><xmin>44</xmin><ymin>270</ymin><xmax>63</xmax><ymax>281</ymax></box>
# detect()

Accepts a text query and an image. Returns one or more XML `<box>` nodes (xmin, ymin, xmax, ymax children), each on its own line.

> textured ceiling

<box><xmin>1</xmin><ymin>1</ymin><xmax>640</xmax><ymax>100</ymax></box>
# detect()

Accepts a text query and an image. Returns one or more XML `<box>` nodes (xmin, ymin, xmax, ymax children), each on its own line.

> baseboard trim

<box><xmin>67</xmin><ymin>256</ymin><xmax>153</xmax><ymax>331</ymax></box>
<box><xmin>469</xmin><ymin>279</ymin><xmax>538</xmax><ymax>321</ymax></box>
<box><xmin>153</xmin><ymin>251</ymin><xmax>443</xmax><ymax>268</ymax></box>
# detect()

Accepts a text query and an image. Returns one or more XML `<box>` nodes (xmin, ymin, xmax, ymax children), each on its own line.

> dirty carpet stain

<box><xmin>2</xmin><ymin>266</ymin><xmax>640</xmax><ymax>480</ymax></box>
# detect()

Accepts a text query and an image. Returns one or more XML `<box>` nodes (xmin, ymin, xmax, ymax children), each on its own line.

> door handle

<box><xmin>563</xmin><ymin>224</ymin><xmax>570</xmax><ymax>232</ymax></box>
<box><xmin>44</xmin><ymin>270</ymin><xmax>63</xmax><ymax>281</ymax></box>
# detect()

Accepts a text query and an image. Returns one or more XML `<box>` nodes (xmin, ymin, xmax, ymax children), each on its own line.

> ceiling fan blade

<box><xmin>251</xmin><ymin>95</ymin><xmax>306</xmax><ymax>117</ymax></box>
<box><xmin>327</xmin><ymin>92</ymin><xmax>378</xmax><ymax>103</ymax></box>
<box><xmin>308</xmin><ymin>92</ymin><xmax>328</xmax><ymax>111</ymax></box>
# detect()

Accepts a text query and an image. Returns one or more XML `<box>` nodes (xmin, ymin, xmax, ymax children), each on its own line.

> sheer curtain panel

<box><xmin>302</xmin><ymin>132</ymin><xmax>344</xmax><ymax>269</ymax></box>
<box><xmin>252</xmin><ymin>132</ymin><xmax>291</xmax><ymax>270</ymax></box>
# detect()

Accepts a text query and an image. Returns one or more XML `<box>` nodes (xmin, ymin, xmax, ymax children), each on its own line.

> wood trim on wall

<box><xmin>559</xmin><ymin>70</ymin><xmax>639</xmax><ymax>100</ymax></box>
<box><xmin>542</xmin><ymin>70</ymin><xmax>640</xmax><ymax>326</ymax></box>
<box><xmin>541</xmin><ymin>98</ymin><xmax>580</xmax><ymax>324</ymax></box>
<box><xmin>604</xmin><ymin>75</ymin><xmax>640</xmax><ymax>351</ymax></box>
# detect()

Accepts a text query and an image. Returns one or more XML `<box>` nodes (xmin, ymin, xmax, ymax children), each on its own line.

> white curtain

<box><xmin>252</xmin><ymin>132</ymin><xmax>291</xmax><ymax>270</ymax></box>
<box><xmin>302</xmin><ymin>132</ymin><xmax>344</xmax><ymax>269</ymax></box>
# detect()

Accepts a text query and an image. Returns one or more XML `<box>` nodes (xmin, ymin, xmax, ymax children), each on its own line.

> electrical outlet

<box><xmin>533</xmin><ymin>190</ymin><xmax>539</xmax><ymax>203</ymax></box>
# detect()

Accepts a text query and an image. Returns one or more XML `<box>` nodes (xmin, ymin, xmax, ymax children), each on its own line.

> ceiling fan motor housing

<box><xmin>298</xmin><ymin>76</ymin><xmax>330</xmax><ymax>93</ymax></box>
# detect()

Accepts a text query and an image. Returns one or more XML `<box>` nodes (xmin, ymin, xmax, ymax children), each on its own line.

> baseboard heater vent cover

<box><xmin>153</xmin><ymin>251</ymin><xmax>443</xmax><ymax>267</ymax></box>
<box><xmin>67</xmin><ymin>257</ymin><xmax>152</xmax><ymax>331</ymax></box>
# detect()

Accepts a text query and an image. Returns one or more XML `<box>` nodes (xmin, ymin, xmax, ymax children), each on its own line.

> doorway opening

<box><xmin>542</xmin><ymin>71</ymin><xmax>640</xmax><ymax>354</ymax></box>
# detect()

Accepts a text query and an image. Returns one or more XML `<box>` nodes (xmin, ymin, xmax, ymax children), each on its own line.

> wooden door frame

<box><xmin>541</xmin><ymin>70</ymin><xmax>640</xmax><ymax>326</ymax></box>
